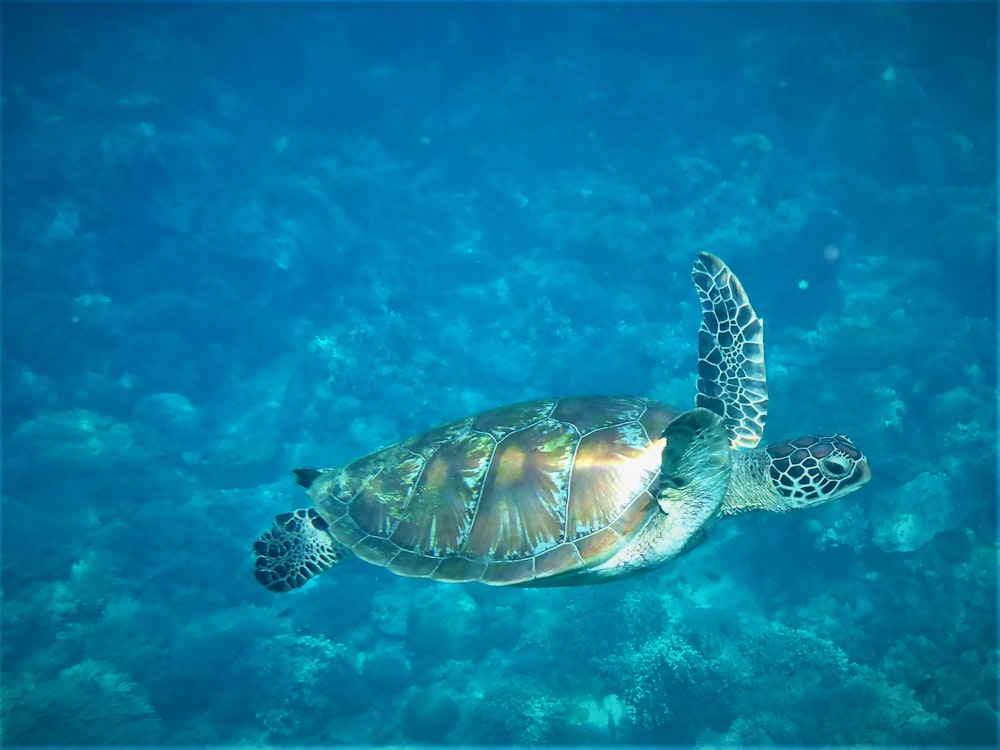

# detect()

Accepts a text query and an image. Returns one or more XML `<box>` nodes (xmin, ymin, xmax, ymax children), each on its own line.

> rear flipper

<box><xmin>253</xmin><ymin>509</ymin><xmax>348</xmax><ymax>592</ymax></box>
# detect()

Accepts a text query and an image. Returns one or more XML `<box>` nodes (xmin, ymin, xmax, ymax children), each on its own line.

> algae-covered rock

<box><xmin>870</xmin><ymin>471</ymin><xmax>959</xmax><ymax>552</ymax></box>
<box><xmin>360</xmin><ymin>644</ymin><xmax>412</xmax><ymax>692</ymax></box>
<box><xmin>952</xmin><ymin>701</ymin><xmax>1000</xmax><ymax>746</ymax></box>
<box><xmin>406</xmin><ymin>587</ymin><xmax>482</xmax><ymax>659</ymax></box>
<box><xmin>8</xmin><ymin>409</ymin><xmax>150</xmax><ymax>477</ymax></box>
<box><xmin>133</xmin><ymin>391</ymin><xmax>201</xmax><ymax>442</ymax></box>
<box><xmin>402</xmin><ymin>688</ymin><xmax>459</xmax><ymax>743</ymax></box>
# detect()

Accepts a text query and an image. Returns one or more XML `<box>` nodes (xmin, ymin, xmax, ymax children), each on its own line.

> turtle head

<box><xmin>762</xmin><ymin>434</ymin><xmax>871</xmax><ymax>510</ymax></box>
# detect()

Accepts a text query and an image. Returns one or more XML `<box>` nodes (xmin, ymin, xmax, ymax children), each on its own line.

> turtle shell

<box><xmin>308</xmin><ymin>395</ymin><xmax>678</xmax><ymax>586</ymax></box>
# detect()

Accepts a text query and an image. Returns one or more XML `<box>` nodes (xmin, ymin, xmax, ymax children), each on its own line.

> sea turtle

<box><xmin>254</xmin><ymin>253</ymin><xmax>870</xmax><ymax>591</ymax></box>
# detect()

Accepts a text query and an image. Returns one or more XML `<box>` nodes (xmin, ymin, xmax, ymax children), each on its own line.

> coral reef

<box><xmin>251</xmin><ymin>633</ymin><xmax>367</xmax><ymax>739</ymax></box>
<box><xmin>3</xmin><ymin>660</ymin><xmax>162</xmax><ymax>745</ymax></box>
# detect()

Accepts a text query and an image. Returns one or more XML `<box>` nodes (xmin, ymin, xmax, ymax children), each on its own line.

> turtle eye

<box><xmin>819</xmin><ymin>456</ymin><xmax>850</xmax><ymax>479</ymax></box>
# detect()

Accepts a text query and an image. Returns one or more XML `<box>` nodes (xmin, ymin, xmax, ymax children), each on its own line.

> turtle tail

<box><xmin>293</xmin><ymin>467</ymin><xmax>322</xmax><ymax>488</ymax></box>
<box><xmin>253</xmin><ymin>509</ymin><xmax>346</xmax><ymax>592</ymax></box>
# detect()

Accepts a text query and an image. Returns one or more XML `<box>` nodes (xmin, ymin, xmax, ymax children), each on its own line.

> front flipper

<box><xmin>658</xmin><ymin>407</ymin><xmax>732</xmax><ymax>519</ymax></box>
<box><xmin>691</xmin><ymin>252</ymin><xmax>768</xmax><ymax>449</ymax></box>
<box><xmin>253</xmin><ymin>509</ymin><xmax>347</xmax><ymax>592</ymax></box>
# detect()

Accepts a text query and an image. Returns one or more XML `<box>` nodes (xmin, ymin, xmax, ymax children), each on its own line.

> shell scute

<box><xmin>403</xmin><ymin>417</ymin><xmax>475</xmax><ymax>459</ymax></box>
<box><xmin>481</xmin><ymin>557</ymin><xmax>536</xmax><ymax>586</ymax></box>
<box><xmin>572</xmin><ymin>527</ymin><xmax>624</xmax><ymax>565</ymax></box>
<box><xmin>348</xmin><ymin>453</ymin><xmax>423</xmax><ymax>536</ymax></box>
<box><xmin>638</xmin><ymin>402</ymin><xmax>681</xmax><ymax>441</ymax></box>
<box><xmin>551</xmin><ymin>395</ymin><xmax>646</xmax><ymax>433</ymax></box>
<box><xmin>609</xmin><ymin>488</ymin><xmax>656</xmax><ymax>538</ymax></box>
<box><xmin>462</xmin><ymin>418</ymin><xmax>575</xmax><ymax>559</ymax></box>
<box><xmin>386</xmin><ymin>549</ymin><xmax>440</xmax><ymax>578</ymax></box>
<box><xmin>565</xmin><ymin>425</ymin><xmax>663</xmax><ymax>538</ymax></box>
<box><xmin>434</xmin><ymin>556</ymin><xmax>489</xmax><ymax>583</ymax></box>
<box><xmin>352</xmin><ymin>535</ymin><xmax>398</xmax><ymax>566</ymax></box>
<box><xmin>533</xmin><ymin>542</ymin><xmax>586</xmax><ymax>579</ymax></box>
<box><xmin>329</xmin><ymin>518</ymin><xmax>366</xmax><ymax>548</ymax></box>
<box><xmin>388</xmin><ymin>431</ymin><xmax>495</xmax><ymax>555</ymax></box>
<box><xmin>319</xmin><ymin>451</ymin><xmax>382</xmax><ymax>509</ymax></box>
<box><xmin>471</xmin><ymin>399</ymin><xmax>556</xmax><ymax>440</ymax></box>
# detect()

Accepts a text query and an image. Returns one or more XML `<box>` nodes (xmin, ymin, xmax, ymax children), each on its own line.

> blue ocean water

<box><xmin>2</xmin><ymin>1</ymin><xmax>997</xmax><ymax>746</ymax></box>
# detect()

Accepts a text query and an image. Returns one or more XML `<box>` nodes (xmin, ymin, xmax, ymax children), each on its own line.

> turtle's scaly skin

<box><xmin>307</xmin><ymin>396</ymin><xmax>679</xmax><ymax>586</ymax></box>
<box><xmin>253</xmin><ymin>509</ymin><xmax>348</xmax><ymax>592</ymax></box>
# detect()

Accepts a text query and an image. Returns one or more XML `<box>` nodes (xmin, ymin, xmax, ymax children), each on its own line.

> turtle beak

<box><xmin>844</xmin><ymin>457</ymin><xmax>872</xmax><ymax>494</ymax></box>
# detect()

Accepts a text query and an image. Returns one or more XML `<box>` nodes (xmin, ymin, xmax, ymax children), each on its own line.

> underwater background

<box><xmin>2</xmin><ymin>2</ymin><xmax>997</xmax><ymax>747</ymax></box>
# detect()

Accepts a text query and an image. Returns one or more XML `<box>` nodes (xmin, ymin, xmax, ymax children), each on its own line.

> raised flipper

<box><xmin>691</xmin><ymin>252</ymin><xmax>768</xmax><ymax>449</ymax></box>
<box><xmin>253</xmin><ymin>509</ymin><xmax>348</xmax><ymax>592</ymax></box>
